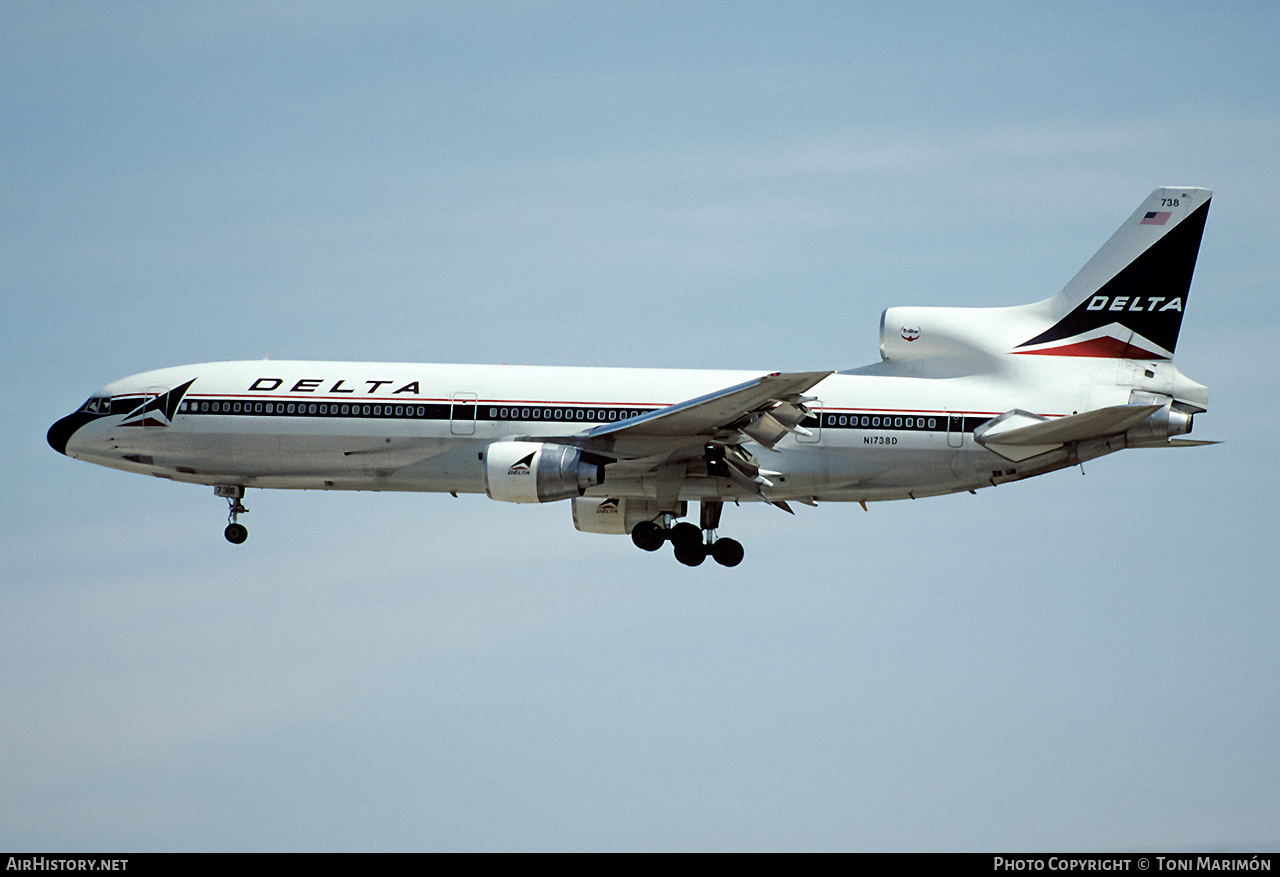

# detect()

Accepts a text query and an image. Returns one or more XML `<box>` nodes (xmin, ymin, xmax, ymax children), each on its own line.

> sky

<box><xmin>3</xmin><ymin>1</ymin><xmax>1278</xmax><ymax>852</ymax></box>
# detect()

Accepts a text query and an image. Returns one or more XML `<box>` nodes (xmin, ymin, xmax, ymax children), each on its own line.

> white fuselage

<box><xmin>57</xmin><ymin>356</ymin><xmax>1163</xmax><ymax>505</ymax></box>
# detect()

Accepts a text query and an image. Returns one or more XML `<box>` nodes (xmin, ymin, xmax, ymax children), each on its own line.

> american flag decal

<box><xmin>1140</xmin><ymin>211</ymin><xmax>1171</xmax><ymax>225</ymax></box>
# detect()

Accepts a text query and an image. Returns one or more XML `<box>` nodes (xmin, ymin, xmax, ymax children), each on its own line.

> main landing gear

<box><xmin>216</xmin><ymin>485</ymin><xmax>249</xmax><ymax>544</ymax></box>
<box><xmin>630</xmin><ymin>501</ymin><xmax>745</xmax><ymax>567</ymax></box>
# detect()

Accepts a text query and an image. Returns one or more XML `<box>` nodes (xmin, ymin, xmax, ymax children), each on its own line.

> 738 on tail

<box><xmin>49</xmin><ymin>188</ymin><xmax>1216</xmax><ymax>566</ymax></box>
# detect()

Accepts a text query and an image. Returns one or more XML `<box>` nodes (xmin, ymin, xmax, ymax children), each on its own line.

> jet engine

<box><xmin>483</xmin><ymin>441</ymin><xmax>605</xmax><ymax>503</ymax></box>
<box><xmin>878</xmin><ymin>306</ymin><xmax>1005</xmax><ymax>368</ymax></box>
<box><xmin>571</xmin><ymin>497</ymin><xmax>662</xmax><ymax>535</ymax></box>
<box><xmin>1123</xmin><ymin>393</ymin><xmax>1196</xmax><ymax>448</ymax></box>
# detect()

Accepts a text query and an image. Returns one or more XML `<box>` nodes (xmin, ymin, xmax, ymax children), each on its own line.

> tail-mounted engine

<box><xmin>483</xmin><ymin>441</ymin><xmax>606</xmax><ymax>503</ymax></box>
<box><xmin>878</xmin><ymin>305</ymin><xmax>1008</xmax><ymax>374</ymax></box>
<box><xmin>1124</xmin><ymin>392</ymin><xmax>1196</xmax><ymax>448</ymax></box>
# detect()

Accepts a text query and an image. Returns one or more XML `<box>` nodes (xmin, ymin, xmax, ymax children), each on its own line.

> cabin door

<box><xmin>450</xmin><ymin>393</ymin><xmax>477</xmax><ymax>435</ymax></box>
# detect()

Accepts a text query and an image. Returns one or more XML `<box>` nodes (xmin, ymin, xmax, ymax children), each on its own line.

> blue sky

<box><xmin>3</xmin><ymin>2</ymin><xmax>1278</xmax><ymax>851</ymax></box>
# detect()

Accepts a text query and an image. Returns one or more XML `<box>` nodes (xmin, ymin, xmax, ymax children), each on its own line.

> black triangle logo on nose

<box><xmin>123</xmin><ymin>378</ymin><xmax>197</xmax><ymax>424</ymax></box>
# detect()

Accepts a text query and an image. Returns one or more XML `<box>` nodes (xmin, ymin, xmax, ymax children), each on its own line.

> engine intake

<box><xmin>483</xmin><ymin>441</ymin><xmax>605</xmax><ymax>503</ymax></box>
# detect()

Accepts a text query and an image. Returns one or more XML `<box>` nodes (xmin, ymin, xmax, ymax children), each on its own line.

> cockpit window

<box><xmin>81</xmin><ymin>396</ymin><xmax>112</xmax><ymax>415</ymax></box>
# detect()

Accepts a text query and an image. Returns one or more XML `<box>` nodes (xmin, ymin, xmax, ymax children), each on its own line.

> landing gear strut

<box><xmin>630</xmin><ymin>501</ymin><xmax>744</xmax><ymax>567</ymax></box>
<box><xmin>216</xmin><ymin>485</ymin><xmax>249</xmax><ymax>544</ymax></box>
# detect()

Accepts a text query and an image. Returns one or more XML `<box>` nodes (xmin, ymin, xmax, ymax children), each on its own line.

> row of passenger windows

<box><xmin>181</xmin><ymin>400</ymin><xmax>439</xmax><ymax>417</ymax></box>
<box><xmin>823</xmin><ymin>414</ymin><xmax>939</xmax><ymax>430</ymax></box>
<box><xmin>486</xmin><ymin>406</ymin><xmax>646</xmax><ymax>422</ymax></box>
<box><xmin>178</xmin><ymin>400</ymin><xmax>651</xmax><ymax>422</ymax></box>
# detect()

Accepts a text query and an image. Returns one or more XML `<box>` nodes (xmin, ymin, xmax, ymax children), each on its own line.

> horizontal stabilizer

<box><xmin>975</xmin><ymin>405</ymin><xmax>1163</xmax><ymax>462</ymax></box>
<box><xmin>977</xmin><ymin>405</ymin><xmax>1161</xmax><ymax>445</ymax></box>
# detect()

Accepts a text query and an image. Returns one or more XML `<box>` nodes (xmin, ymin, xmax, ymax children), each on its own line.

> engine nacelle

<box><xmin>1123</xmin><ymin>396</ymin><xmax>1195</xmax><ymax>448</ymax></box>
<box><xmin>879</xmin><ymin>306</ymin><xmax>998</xmax><ymax>366</ymax></box>
<box><xmin>483</xmin><ymin>441</ymin><xmax>605</xmax><ymax>504</ymax></box>
<box><xmin>877</xmin><ymin>304</ymin><xmax>1045</xmax><ymax>375</ymax></box>
<box><xmin>571</xmin><ymin>497</ymin><xmax>662</xmax><ymax>535</ymax></box>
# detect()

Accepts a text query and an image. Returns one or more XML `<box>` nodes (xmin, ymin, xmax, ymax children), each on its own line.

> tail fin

<box><xmin>1013</xmin><ymin>187</ymin><xmax>1211</xmax><ymax>360</ymax></box>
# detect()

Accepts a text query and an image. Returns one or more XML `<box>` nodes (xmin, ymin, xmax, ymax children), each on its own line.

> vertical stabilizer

<box><xmin>1013</xmin><ymin>187</ymin><xmax>1211</xmax><ymax>360</ymax></box>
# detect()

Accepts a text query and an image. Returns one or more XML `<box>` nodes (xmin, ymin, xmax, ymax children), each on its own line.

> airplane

<box><xmin>48</xmin><ymin>187</ymin><xmax>1215</xmax><ymax>567</ymax></box>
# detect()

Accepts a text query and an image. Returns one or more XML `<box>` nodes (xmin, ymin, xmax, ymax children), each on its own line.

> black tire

<box><xmin>710</xmin><ymin>537</ymin><xmax>744</xmax><ymax>567</ymax></box>
<box><xmin>631</xmin><ymin>520</ymin><xmax>666</xmax><ymax>552</ymax></box>
<box><xmin>673</xmin><ymin>542</ymin><xmax>707</xmax><ymax>567</ymax></box>
<box><xmin>668</xmin><ymin>522</ymin><xmax>702</xmax><ymax>548</ymax></box>
<box><xmin>224</xmin><ymin>523</ymin><xmax>248</xmax><ymax>544</ymax></box>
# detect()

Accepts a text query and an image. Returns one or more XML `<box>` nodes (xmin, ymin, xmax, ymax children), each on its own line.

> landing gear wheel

<box><xmin>668</xmin><ymin>522</ymin><xmax>702</xmax><ymax>548</ymax></box>
<box><xmin>710</xmin><ymin>537</ymin><xmax>744</xmax><ymax>567</ymax></box>
<box><xmin>217</xmin><ymin>486</ymin><xmax>249</xmax><ymax>544</ymax></box>
<box><xmin>674</xmin><ymin>541</ymin><xmax>707</xmax><ymax>567</ymax></box>
<box><xmin>631</xmin><ymin>520</ymin><xmax>666</xmax><ymax>552</ymax></box>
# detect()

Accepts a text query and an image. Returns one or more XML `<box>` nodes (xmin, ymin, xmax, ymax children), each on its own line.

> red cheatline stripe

<box><xmin>1011</xmin><ymin>337</ymin><xmax>1167</xmax><ymax>359</ymax></box>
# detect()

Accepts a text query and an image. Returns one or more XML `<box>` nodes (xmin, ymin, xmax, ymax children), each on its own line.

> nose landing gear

<box><xmin>215</xmin><ymin>485</ymin><xmax>249</xmax><ymax>544</ymax></box>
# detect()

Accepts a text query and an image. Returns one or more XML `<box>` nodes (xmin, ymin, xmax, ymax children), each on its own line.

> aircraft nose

<box><xmin>47</xmin><ymin>412</ymin><xmax>91</xmax><ymax>456</ymax></box>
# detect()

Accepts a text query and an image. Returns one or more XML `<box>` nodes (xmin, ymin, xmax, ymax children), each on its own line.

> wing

<box><xmin>523</xmin><ymin>370</ymin><xmax>834</xmax><ymax>504</ymax></box>
<box><xmin>588</xmin><ymin>370</ymin><xmax>832</xmax><ymax>443</ymax></box>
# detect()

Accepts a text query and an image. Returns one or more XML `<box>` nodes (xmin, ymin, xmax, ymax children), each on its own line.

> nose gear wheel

<box><xmin>216</xmin><ymin>485</ymin><xmax>249</xmax><ymax>544</ymax></box>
